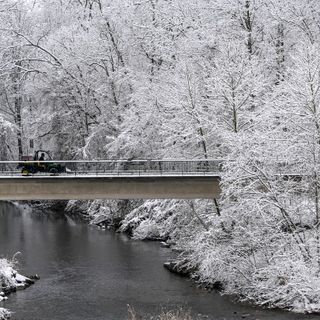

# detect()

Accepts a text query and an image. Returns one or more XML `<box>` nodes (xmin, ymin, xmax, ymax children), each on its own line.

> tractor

<box><xmin>18</xmin><ymin>150</ymin><xmax>66</xmax><ymax>176</ymax></box>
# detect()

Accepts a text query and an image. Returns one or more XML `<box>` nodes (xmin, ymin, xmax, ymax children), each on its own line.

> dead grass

<box><xmin>127</xmin><ymin>305</ymin><xmax>200</xmax><ymax>320</ymax></box>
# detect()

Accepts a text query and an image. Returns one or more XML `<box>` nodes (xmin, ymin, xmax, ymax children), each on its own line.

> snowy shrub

<box><xmin>132</xmin><ymin>219</ymin><xmax>160</xmax><ymax>240</ymax></box>
<box><xmin>87</xmin><ymin>200</ymin><xmax>142</xmax><ymax>227</ymax></box>
<box><xmin>0</xmin><ymin>256</ymin><xmax>30</xmax><ymax>293</ymax></box>
<box><xmin>120</xmin><ymin>199</ymin><xmax>214</xmax><ymax>242</ymax></box>
<box><xmin>0</xmin><ymin>308</ymin><xmax>11</xmax><ymax>320</ymax></box>
<box><xmin>88</xmin><ymin>201</ymin><xmax>112</xmax><ymax>225</ymax></box>
<box><xmin>247</xmin><ymin>259</ymin><xmax>320</xmax><ymax>313</ymax></box>
<box><xmin>65</xmin><ymin>200</ymin><xmax>91</xmax><ymax>216</ymax></box>
<box><xmin>0</xmin><ymin>258</ymin><xmax>16</xmax><ymax>288</ymax></box>
<box><xmin>66</xmin><ymin>200</ymin><xmax>142</xmax><ymax>228</ymax></box>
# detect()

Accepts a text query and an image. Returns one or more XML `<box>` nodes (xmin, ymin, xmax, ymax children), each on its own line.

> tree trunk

<box><xmin>13</xmin><ymin>61</ymin><xmax>23</xmax><ymax>159</ymax></box>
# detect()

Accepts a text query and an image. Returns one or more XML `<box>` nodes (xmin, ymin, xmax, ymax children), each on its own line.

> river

<box><xmin>0</xmin><ymin>202</ymin><xmax>317</xmax><ymax>320</ymax></box>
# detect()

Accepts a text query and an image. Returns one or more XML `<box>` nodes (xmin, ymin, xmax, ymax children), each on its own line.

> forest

<box><xmin>1</xmin><ymin>0</ymin><xmax>320</xmax><ymax>314</ymax></box>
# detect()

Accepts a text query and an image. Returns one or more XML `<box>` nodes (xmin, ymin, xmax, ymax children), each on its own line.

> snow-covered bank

<box><xmin>65</xmin><ymin>199</ymin><xmax>143</xmax><ymax>229</ymax></box>
<box><xmin>0</xmin><ymin>258</ymin><xmax>36</xmax><ymax>293</ymax></box>
<box><xmin>0</xmin><ymin>257</ymin><xmax>38</xmax><ymax>319</ymax></box>
<box><xmin>66</xmin><ymin>197</ymin><xmax>320</xmax><ymax>314</ymax></box>
<box><xmin>0</xmin><ymin>308</ymin><xmax>10</xmax><ymax>320</ymax></box>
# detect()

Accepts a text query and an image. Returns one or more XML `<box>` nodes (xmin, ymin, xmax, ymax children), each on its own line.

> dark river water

<box><xmin>0</xmin><ymin>202</ymin><xmax>318</xmax><ymax>320</ymax></box>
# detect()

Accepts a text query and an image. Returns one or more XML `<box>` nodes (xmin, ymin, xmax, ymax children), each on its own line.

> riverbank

<box><xmin>0</xmin><ymin>308</ymin><xmax>10</xmax><ymax>320</ymax></box>
<box><xmin>19</xmin><ymin>199</ymin><xmax>320</xmax><ymax>314</ymax></box>
<box><xmin>0</xmin><ymin>255</ymin><xmax>38</xmax><ymax>319</ymax></box>
<box><xmin>0</xmin><ymin>257</ymin><xmax>34</xmax><ymax>294</ymax></box>
<box><xmin>2</xmin><ymin>201</ymin><xmax>317</xmax><ymax>320</ymax></box>
<box><xmin>63</xmin><ymin>198</ymin><xmax>320</xmax><ymax>314</ymax></box>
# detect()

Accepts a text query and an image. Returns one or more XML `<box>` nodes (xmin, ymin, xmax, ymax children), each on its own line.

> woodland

<box><xmin>1</xmin><ymin>0</ymin><xmax>320</xmax><ymax>314</ymax></box>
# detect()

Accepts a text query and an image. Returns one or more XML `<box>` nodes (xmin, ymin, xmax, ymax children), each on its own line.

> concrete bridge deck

<box><xmin>0</xmin><ymin>160</ymin><xmax>222</xmax><ymax>200</ymax></box>
<box><xmin>0</xmin><ymin>175</ymin><xmax>221</xmax><ymax>200</ymax></box>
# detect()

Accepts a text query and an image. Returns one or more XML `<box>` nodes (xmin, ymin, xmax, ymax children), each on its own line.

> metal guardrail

<box><xmin>0</xmin><ymin>159</ymin><xmax>224</xmax><ymax>177</ymax></box>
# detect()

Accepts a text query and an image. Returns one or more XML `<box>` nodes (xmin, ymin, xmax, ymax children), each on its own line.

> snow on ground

<box><xmin>0</xmin><ymin>257</ymin><xmax>35</xmax><ymax>319</ymax></box>
<box><xmin>0</xmin><ymin>308</ymin><xmax>10</xmax><ymax>320</ymax></box>
<box><xmin>0</xmin><ymin>258</ymin><xmax>17</xmax><ymax>288</ymax></box>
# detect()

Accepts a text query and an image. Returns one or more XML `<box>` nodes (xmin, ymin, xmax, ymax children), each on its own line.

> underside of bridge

<box><xmin>0</xmin><ymin>176</ymin><xmax>221</xmax><ymax>200</ymax></box>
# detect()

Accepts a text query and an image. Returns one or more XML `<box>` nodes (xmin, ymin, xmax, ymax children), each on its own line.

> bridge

<box><xmin>0</xmin><ymin>160</ymin><xmax>222</xmax><ymax>200</ymax></box>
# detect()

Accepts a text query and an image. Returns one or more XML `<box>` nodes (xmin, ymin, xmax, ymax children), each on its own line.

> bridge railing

<box><xmin>0</xmin><ymin>159</ymin><xmax>224</xmax><ymax>177</ymax></box>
